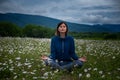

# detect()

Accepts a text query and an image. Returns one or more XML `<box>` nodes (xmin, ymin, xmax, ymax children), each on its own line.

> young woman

<box><xmin>41</xmin><ymin>21</ymin><xmax>86</xmax><ymax>71</ymax></box>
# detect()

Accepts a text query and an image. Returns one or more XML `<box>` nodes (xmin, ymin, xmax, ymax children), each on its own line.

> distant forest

<box><xmin>0</xmin><ymin>21</ymin><xmax>120</xmax><ymax>40</ymax></box>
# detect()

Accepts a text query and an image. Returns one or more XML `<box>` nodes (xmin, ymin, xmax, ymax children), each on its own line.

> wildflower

<box><xmin>0</xmin><ymin>48</ymin><xmax>3</xmax><ymax>52</ymax></box>
<box><xmin>99</xmin><ymin>71</ymin><xmax>103</xmax><ymax>74</ymax></box>
<box><xmin>117</xmin><ymin>68</ymin><xmax>120</xmax><ymax>71</ymax></box>
<box><xmin>33</xmin><ymin>70</ymin><xmax>37</xmax><ymax>72</ymax></box>
<box><xmin>33</xmin><ymin>77</ymin><xmax>38</xmax><ymax>79</ymax></box>
<box><xmin>25</xmin><ymin>58</ymin><xmax>28</xmax><ymax>62</ymax></box>
<box><xmin>101</xmin><ymin>75</ymin><xmax>105</xmax><ymax>78</ymax></box>
<box><xmin>0</xmin><ymin>62</ymin><xmax>2</xmax><ymax>65</ymax></box>
<box><xmin>41</xmin><ymin>76</ymin><xmax>48</xmax><ymax>79</ymax></box>
<box><xmin>9</xmin><ymin>68</ymin><xmax>14</xmax><ymax>71</ymax></box>
<box><xmin>43</xmin><ymin>72</ymin><xmax>49</xmax><ymax>77</ymax></box>
<box><xmin>70</xmin><ymin>71</ymin><xmax>73</xmax><ymax>74</ymax></box>
<box><xmin>79</xmin><ymin>73</ymin><xmax>82</xmax><ymax>78</ymax></box>
<box><xmin>94</xmin><ymin>62</ymin><xmax>97</xmax><ymax>64</ymax></box>
<box><xmin>93</xmin><ymin>68</ymin><xmax>97</xmax><ymax>71</ymax></box>
<box><xmin>15</xmin><ymin>57</ymin><xmax>21</xmax><ymax>60</ymax></box>
<box><xmin>41</xmin><ymin>72</ymin><xmax>49</xmax><ymax>79</ymax></box>
<box><xmin>13</xmin><ymin>75</ymin><xmax>17</xmax><ymax>79</ymax></box>
<box><xmin>9</xmin><ymin>49</ymin><xmax>13</xmax><ymax>54</ymax></box>
<box><xmin>28</xmin><ymin>65</ymin><xmax>32</xmax><ymax>68</ymax></box>
<box><xmin>88</xmin><ymin>67</ymin><xmax>91</xmax><ymax>71</ymax></box>
<box><xmin>41</xmin><ymin>68</ymin><xmax>45</xmax><ymax>71</ymax></box>
<box><xmin>108</xmin><ymin>72</ymin><xmax>111</xmax><ymax>75</ymax></box>
<box><xmin>3</xmin><ymin>63</ymin><xmax>7</xmax><ymax>66</ymax></box>
<box><xmin>17</xmin><ymin>62</ymin><xmax>22</xmax><ymax>67</ymax></box>
<box><xmin>23</xmin><ymin>71</ymin><xmax>27</xmax><ymax>74</ymax></box>
<box><xmin>116</xmin><ymin>76</ymin><xmax>120</xmax><ymax>79</ymax></box>
<box><xmin>30</xmin><ymin>72</ymin><xmax>35</xmax><ymax>75</ymax></box>
<box><xmin>112</xmin><ymin>56</ymin><xmax>116</xmax><ymax>59</ymax></box>
<box><xmin>9</xmin><ymin>59</ymin><xmax>13</xmax><ymax>64</ymax></box>
<box><xmin>84</xmin><ymin>69</ymin><xmax>88</xmax><ymax>72</ymax></box>
<box><xmin>24</xmin><ymin>62</ymin><xmax>31</xmax><ymax>66</ymax></box>
<box><xmin>0</xmin><ymin>67</ymin><xmax>3</xmax><ymax>71</ymax></box>
<box><xmin>54</xmin><ymin>69</ymin><xmax>59</xmax><ymax>73</ymax></box>
<box><xmin>86</xmin><ymin>73</ymin><xmax>91</xmax><ymax>78</ymax></box>
<box><xmin>22</xmin><ymin>78</ymin><xmax>25</xmax><ymax>80</ymax></box>
<box><xmin>18</xmin><ymin>51</ymin><xmax>22</xmax><ymax>53</ymax></box>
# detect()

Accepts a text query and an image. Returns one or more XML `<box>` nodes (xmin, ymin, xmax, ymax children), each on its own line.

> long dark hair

<box><xmin>55</xmin><ymin>21</ymin><xmax>68</xmax><ymax>36</ymax></box>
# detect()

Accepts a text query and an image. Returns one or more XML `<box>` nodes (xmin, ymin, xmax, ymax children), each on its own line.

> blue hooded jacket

<box><xmin>49</xmin><ymin>36</ymin><xmax>78</xmax><ymax>61</ymax></box>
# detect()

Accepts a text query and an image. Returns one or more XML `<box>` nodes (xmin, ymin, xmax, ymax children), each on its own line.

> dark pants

<box><xmin>44</xmin><ymin>58</ymin><xmax>83</xmax><ymax>71</ymax></box>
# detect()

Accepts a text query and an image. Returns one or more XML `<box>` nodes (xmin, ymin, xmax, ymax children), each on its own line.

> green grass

<box><xmin>0</xmin><ymin>37</ymin><xmax>120</xmax><ymax>80</ymax></box>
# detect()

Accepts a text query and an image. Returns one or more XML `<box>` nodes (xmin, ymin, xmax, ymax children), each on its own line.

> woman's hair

<box><xmin>55</xmin><ymin>21</ymin><xmax>68</xmax><ymax>36</ymax></box>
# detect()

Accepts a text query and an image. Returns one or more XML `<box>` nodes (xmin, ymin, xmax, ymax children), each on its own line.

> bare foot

<box><xmin>79</xmin><ymin>57</ymin><xmax>87</xmax><ymax>62</ymax></box>
<box><xmin>41</xmin><ymin>56</ymin><xmax>48</xmax><ymax>60</ymax></box>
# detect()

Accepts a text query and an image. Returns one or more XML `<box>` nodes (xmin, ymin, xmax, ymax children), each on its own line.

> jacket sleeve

<box><xmin>70</xmin><ymin>37</ymin><xmax>78</xmax><ymax>60</ymax></box>
<box><xmin>49</xmin><ymin>37</ymin><xmax>56</xmax><ymax>60</ymax></box>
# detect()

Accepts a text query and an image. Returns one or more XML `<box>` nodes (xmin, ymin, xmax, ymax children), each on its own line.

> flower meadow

<box><xmin>0</xmin><ymin>37</ymin><xmax>120</xmax><ymax>80</ymax></box>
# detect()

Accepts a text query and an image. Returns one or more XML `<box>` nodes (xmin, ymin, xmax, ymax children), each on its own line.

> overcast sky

<box><xmin>0</xmin><ymin>0</ymin><xmax>120</xmax><ymax>24</ymax></box>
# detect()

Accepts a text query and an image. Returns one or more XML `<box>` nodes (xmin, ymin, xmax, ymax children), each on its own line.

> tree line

<box><xmin>0</xmin><ymin>21</ymin><xmax>120</xmax><ymax>39</ymax></box>
<box><xmin>0</xmin><ymin>22</ymin><xmax>55</xmax><ymax>38</ymax></box>
<box><xmin>69</xmin><ymin>32</ymin><xmax>120</xmax><ymax>40</ymax></box>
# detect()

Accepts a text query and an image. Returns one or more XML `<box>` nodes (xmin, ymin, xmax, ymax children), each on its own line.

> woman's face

<box><xmin>58</xmin><ymin>23</ymin><xmax>67</xmax><ymax>33</ymax></box>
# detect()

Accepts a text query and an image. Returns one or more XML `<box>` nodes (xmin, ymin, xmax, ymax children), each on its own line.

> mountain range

<box><xmin>0</xmin><ymin>13</ymin><xmax>120</xmax><ymax>32</ymax></box>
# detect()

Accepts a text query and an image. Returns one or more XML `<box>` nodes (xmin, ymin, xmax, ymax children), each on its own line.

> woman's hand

<box><xmin>79</xmin><ymin>56</ymin><xmax>87</xmax><ymax>62</ymax></box>
<box><xmin>41</xmin><ymin>55</ymin><xmax>48</xmax><ymax>60</ymax></box>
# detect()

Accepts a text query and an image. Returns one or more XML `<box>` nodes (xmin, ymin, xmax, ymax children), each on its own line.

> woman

<box><xmin>41</xmin><ymin>21</ymin><xmax>86</xmax><ymax>71</ymax></box>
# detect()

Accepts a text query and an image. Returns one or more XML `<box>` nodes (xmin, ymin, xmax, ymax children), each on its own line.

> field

<box><xmin>0</xmin><ymin>37</ymin><xmax>120</xmax><ymax>80</ymax></box>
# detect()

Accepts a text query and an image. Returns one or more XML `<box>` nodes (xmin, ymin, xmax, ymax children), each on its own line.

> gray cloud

<box><xmin>0</xmin><ymin>0</ymin><xmax>120</xmax><ymax>24</ymax></box>
<box><xmin>0</xmin><ymin>0</ymin><xmax>10</xmax><ymax>4</ymax></box>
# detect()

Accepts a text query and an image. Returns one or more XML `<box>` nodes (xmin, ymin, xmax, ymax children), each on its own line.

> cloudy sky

<box><xmin>0</xmin><ymin>0</ymin><xmax>120</xmax><ymax>24</ymax></box>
